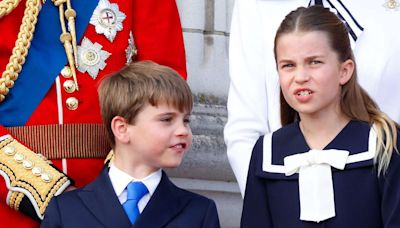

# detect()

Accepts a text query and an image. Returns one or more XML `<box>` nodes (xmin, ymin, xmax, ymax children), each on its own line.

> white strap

<box><xmin>284</xmin><ymin>149</ymin><xmax>349</xmax><ymax>222</ymax></box>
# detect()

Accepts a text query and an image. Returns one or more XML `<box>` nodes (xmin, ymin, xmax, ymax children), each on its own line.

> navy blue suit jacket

<box><xmin>41</xmin><ymin>167</ymin><xmax>220</xmax><ymax>228</ymax></box>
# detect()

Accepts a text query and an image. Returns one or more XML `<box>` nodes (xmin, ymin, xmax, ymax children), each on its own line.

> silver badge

<box><xmin>125</xmin><ymin>31</ymin><xmax>137</xmax><ymax>65</ymax></box>
<box><xmin>383</xmin><ymin>0</ymin><xmax>399</xmax><ymax>10</ymax></box>
<box><xmin>77</xmin><ymin>37</ymin><xmax>111</xmax><ymax>79</ymax></box>
<box><xmin>90</xmin><ymin>0</ymin><xmax>126</xmax><ymax>42</ymax></box>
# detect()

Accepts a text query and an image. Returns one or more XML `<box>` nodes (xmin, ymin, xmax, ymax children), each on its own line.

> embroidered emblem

<box><xmin>125</xmin><ymin>31</ymin><xmax>137</xmax><ymax>65</ymax></box>
<box><xmin>383</xmin><ymin>0</ymin><xmax>399</xmax><ymax>10</ymax></box>
<box><xmin>77</xmin><ymin>37</ymin><xmax>111</xmax><ymax>79</ymax></box>
<box><xmin>90</xmin><ymin>0</ymin><xmax>126</xmax><ymax>42</ymax></box>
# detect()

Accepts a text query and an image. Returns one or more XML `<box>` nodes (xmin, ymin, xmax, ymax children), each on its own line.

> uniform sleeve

<box><xmin>0</xmin><ymin>126</ymin><xmax>71</xmax><ymax>221</ymax></box>
<box><xmin>379</xmin><ymin>145</ymin><xmax>400</xmax><ymax>227</ymax></box>
<box><xmin>356</xmin><ymin>13</ymin><xmax>400</xmax><ymax>124</ymax></box>
<box><xmin>132</xmin><ymin>0</ymin><xmax>187</xmax><ymax>79</ymax></box>
<box><xmin>223</xmin><ymin>0</ymin><xmax>270</xmax><ymax>196</ymax></box>
<box><xmin>373</xmin><ymin>25</ymin><xmax>400</xmax><ymax>123</ymax></box>
<box><xmin>241</xmin><ymin>137</ymin><xmax>272</xmax><ymax>227</ymax></box>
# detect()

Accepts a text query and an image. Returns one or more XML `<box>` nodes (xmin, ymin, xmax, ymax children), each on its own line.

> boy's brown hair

<box><xmin>98</xmin><ymin>61</ymin><xmax>193</xmax><ymax>148</ymax></box>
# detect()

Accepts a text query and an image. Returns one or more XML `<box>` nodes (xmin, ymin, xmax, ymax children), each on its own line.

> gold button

<box><xmin>63</xmin><ymin>80</ymin><xmax>77</xmax><ymax>93</ymax></box>
<box><xmin>14</xmin><ymin>153</ymin><xmax>25</xmax><ymax>163</ymax></box>
<box><xmin>4</xmin><ymin>146</ymin><xmax>16</xmax><ymax>156</ymax></box>
<box><xmin>41</xmin><ymin>172</ymin><xmax>53</xmax><ymax>183</ymax></box>
<box><xmin>61</xmin><ymin>66</ymin><xmax>72</xmax><ymax>78</ymax></box>
<box><xmin>32</xmin><ymin>167</ymin><xmax>42</xmax><ymax>176</ymax></box>
<box><xmin>66</xmin><ymin>97</ymin><xmax>79</xmax><ymax>110</ymax></box>
<box><xmin>22</xmin><ymin>160</ymin><xmax>34</xmax><ymax>170</ymax></box>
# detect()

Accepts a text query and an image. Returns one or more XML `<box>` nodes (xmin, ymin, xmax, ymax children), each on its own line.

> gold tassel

<box><xmin>65</xmin><ymin>0</ymin><xmax>78</xmax><ymax>68</ymax></box>
<box><xmin>53</xmin><ymin>0</ymin><xmax>79</xmax><ymax>90</ymax></box>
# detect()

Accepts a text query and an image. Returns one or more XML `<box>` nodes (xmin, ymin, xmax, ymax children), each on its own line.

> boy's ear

<box><xmin>339</xmin><ymin>59</ymin><xmax>354</xmax><ymax>85</ymax></box>
<box><xmin>111</xmin><ymin>116</ymin><xmax>130</xmax><ymax>144</ymax></box>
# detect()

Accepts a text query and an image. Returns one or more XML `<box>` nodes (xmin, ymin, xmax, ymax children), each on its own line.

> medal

<box><xmin>90</xmin><ymin>0</ymin><xmax>126</xmax><ymax>42</ymax></box>
<box><xmin>383</xmin><ymin>0</ymin><xmax>399</xmax><ymax>10</ymax></box>
<box><xmin>77</xmin><ymin>37</ymin><xmax>111</xmax><ymax>79</ymax></box>
<box><xmin>125</xmin><ymin>31</ymin><xmax>137</xmax><ymax>65</ymax></box>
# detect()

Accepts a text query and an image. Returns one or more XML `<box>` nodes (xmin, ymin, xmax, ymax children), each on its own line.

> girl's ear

<box><xmin>111</xmin><ymin>116</ymin><xmax>130</xmax><ymax>144</ymax></box>
<box><xmin>339</xmin><ymin>59</ymin><xmax>354</xmax><ymax>85</ymax></box>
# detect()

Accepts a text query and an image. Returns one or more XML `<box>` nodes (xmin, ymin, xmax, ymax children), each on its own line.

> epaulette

<box><xmin>0</xmin><ymin>135</ymin><xmax>71</xmax><ymax>220</ymax></box>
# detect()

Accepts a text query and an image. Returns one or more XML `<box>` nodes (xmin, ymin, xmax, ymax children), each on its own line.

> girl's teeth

<box><xmin>298</xmin><ymin>91</ymin><xmax>311</xmax><ymax>96</ymax></box>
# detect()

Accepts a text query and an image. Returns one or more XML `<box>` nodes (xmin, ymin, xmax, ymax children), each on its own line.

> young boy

<box><xmin>41</xmin><ymin>61</ymin><xmax>220</xmax><ymax>227</ymax></box>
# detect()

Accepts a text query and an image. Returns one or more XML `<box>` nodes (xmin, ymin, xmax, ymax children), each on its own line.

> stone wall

<box><xmin>166</xmin><ymin>97</ymin><xmax>242</xmax><ymax>228</ymax></box>
<box><xmin>177</xmin><ymin>0</ymin><xmax>232</xmax><ymax>98</ymax></box>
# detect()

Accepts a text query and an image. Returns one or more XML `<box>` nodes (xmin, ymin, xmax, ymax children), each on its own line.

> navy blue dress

<box><xmin>241</xmin><ymin>120</ymin><xmax>400</xmax><ymax>227</ymax></box>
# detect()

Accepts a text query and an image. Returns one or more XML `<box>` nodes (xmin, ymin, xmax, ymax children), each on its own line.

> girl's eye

<box><xmin>281</xmin><ymin>63</ymin><xmax>294</xmax><ymax>69</ymax></box>
<box><xmin>184</xmin><ymin>118</ymin><xmax>191</xmax><ymax>124</ymax></box>
<box><xmin>311</xmin><ymin>60</ymin><xmax>322</xmax><ymax>65</ymax></box>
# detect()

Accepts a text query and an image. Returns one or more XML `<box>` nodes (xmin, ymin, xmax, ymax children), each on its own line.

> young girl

<box><xmin>241</xmin><ymin>6</ymin><xmax>400</xmax><ymax>227</ymax></box>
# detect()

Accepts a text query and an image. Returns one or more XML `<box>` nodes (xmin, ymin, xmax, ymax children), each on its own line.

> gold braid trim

<box><xmin>9</xmin><ymin>191</ymin><xmax>25</xmax><ymax>210</ymax></box>
<box><xmin>0</xmin><ymin>0</ymin><xmax>22</xmax><ymax>17</ymax></box>
<box><xmin>8</xmin><ymin>191</ymin><xmax>18</xmax><ymax>208</ymax></box>
<box><xmin>0</xmin><ymin>0</ymin><xmax>79</xmax><ymax>102</ymax></box>
<box><xmin>0</xmin><ymin>0</ymin><xmax>40</xmax><ymax>103</ymax></box>
<box><xmin>0</xmin><ymin>137</ymin><xmax>70</xmax><ymax>218</ymax></box>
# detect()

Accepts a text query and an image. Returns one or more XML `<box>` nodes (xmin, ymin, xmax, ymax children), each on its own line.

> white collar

<box><xmin>262</xmin><ymin>123</ymin><xmax>377</xmax><ymax>174</ymax></box>
<box><xmin>108</xmin><ymin>163</ymin><xmax>162</xmax><ymax>198</ymax></box>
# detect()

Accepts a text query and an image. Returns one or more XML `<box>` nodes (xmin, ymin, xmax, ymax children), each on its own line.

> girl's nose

<box><xmin>294</xmin><ymin>66</ymin><xmax>310</xmax><ymax>83</ymax></box>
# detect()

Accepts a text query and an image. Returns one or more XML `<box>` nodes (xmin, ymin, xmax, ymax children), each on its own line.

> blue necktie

<box><xmin>123</xmin><ymin>181</ymin><xmax>149</xmax><ymax>224</ymax></box>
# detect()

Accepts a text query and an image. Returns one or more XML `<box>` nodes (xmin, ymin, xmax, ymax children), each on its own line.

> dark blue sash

<box><xmin>0</xmin><ymin>0</ymin><xmax>99</xmax><ymax>126</ymax></box>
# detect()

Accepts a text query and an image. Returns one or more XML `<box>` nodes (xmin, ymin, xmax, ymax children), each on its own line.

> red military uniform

<box><xmin>0</xmin><ymin>0</ymin><xmax>187</xmax><ymax>227</ymax></box>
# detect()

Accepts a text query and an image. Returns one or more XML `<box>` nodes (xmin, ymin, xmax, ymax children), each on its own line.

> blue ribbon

<box><xmin>0</xmin><ymin>0</ymin><xmax>99</xmax><ymax>126</ymax></box>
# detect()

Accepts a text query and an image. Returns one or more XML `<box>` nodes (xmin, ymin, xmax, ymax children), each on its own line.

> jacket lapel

<box><xmin>77</xmin><ymin>166</ymin><xmax>132</xmax><ymax>227</ymax></box>
<box><xmin>133</xmin><ymin>171</ymin><xmax>192</xmax><ymax>228</ymax></box>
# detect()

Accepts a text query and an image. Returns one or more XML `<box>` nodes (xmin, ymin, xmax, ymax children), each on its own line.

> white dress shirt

<box><xmin>108</xmin><ymin>164</ymin><xmax>162</xmax><ymax>212</ymax></box>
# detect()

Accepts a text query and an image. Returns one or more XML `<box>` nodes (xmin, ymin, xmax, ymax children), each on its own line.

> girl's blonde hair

<box><xmin>274</xmin><ymin>6</ymin><xmax>398</xmax><ymax>174</ymax></box>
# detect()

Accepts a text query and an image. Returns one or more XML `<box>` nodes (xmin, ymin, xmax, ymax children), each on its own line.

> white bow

<box><xmin>284</xmin><ymin>149</ymin><xmax>349</xmax><ymax>222</ymax></box>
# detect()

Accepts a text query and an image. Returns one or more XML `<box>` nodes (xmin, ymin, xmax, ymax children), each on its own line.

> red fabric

<box><xmin>133</xmin><ymin>0</ymin><xmax>187</xmax><ymax>79</ymax></box>
<box><xmin>0</xmin><ymin>0</ymin><xmax>24</xmax><ymax>74</ymax></box>
<box><xmin>0</xmin><ymin>0</ymin><xmax>186</xmax><ymax>226</ymax></box>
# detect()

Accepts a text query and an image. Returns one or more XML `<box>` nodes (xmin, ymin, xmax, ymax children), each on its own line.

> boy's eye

<box><xmin>184</xmin><ymin>118</ymin><xmax>191</xmax><ymax>124</ymax></box>
<box><xmin>161</xmin><ymin>117</ymin><xmax>172</xmax><ymax>122</ymax></box>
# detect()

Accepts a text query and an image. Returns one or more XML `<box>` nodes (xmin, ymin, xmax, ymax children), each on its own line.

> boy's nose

<box><xmin>176</xmin><ymin>122</ymin><xmax>191</xmax><ymax>137</ymax></box>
